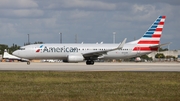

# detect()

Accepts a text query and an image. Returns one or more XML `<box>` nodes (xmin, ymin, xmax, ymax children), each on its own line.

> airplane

<box><xmin>13</xmin><ymin>16</ymin><xmax>166</xmax><ymax>65</ymax></box>
<box><xmin>3</xmin><ymin>49</ymin><xmax>28</xmax><ymax>62</ymax></box>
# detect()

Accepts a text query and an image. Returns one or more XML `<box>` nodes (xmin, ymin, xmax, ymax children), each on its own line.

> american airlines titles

<box><xmin>41</xmin><ymin>46</ymin><xmax>78</xmax><ymax>53</ymax></box>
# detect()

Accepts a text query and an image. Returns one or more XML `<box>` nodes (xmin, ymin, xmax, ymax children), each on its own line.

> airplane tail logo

<box><xmin>133</xmin><ymin>16</ymin><xmax>166</xmax><ymax>51</ymax></box>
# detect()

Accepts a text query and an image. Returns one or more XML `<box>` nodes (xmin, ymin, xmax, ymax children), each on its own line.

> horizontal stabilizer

<box><xmin>150</xmin><ymin>42</ymin><xmax>171</xmax><ymax>48</ymax></box>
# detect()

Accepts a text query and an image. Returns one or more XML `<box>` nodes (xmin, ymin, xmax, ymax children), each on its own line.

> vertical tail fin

<box><xmin>138</xmin><ymin>16</ymin><xmax>166</xmax><ymax>45</ymax></box>
<box><xmin>133</xmin><ymin>16</ymin><xmax>166</xmax><ymax>51</ymax></box>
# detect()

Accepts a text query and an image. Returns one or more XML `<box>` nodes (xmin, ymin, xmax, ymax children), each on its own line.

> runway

<box><xmin>0</xmin><ymin>62</ymin><xmax>180</xmax><ymax>71</ymax></box>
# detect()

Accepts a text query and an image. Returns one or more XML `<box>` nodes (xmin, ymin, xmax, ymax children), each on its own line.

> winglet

<box><xmin>82</xmin><ymin>38</ymin><xmax>127</xmax><ymax>57</ymax></box>
<box><xmin>117</xmin><ymin>38</ymin><xmax>127</xmax><ymax>49</ymax></box>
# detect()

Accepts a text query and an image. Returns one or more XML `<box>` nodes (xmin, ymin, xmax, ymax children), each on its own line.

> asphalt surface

<box><xmin>0</xmin><ymin>62</ymin><xmax>180</xmax><ymax>71</ymax></box>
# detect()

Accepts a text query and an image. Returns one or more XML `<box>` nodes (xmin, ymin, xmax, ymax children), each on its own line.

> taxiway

<box><xmin>0</xmin><ymin>62</ymin><xmax>180</xmax><ymax>71</ymax></box>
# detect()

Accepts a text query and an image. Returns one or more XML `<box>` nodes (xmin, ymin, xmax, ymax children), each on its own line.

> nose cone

<box><xmin>12</xmin><ymin>50</ymin><xmax>19</xmax><ymax>57</ymax></box>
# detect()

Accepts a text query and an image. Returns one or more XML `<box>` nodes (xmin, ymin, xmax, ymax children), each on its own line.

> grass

<box><xmin>0</xmin><ymin>72</ymin><xmax>180</xmax><ymax>101</ymax></box>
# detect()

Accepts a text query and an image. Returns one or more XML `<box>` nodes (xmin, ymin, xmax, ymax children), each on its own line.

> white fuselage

<box><xmin>12</xmin><ymin>43</ymin><xmax>151</xmax><ymax>60</ymax></box>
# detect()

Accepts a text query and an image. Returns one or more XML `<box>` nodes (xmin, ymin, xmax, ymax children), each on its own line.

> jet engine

<box><xmin>64</xmin><ymin>54</ymin><xmax>84</xmax><ymax>63</ymax></box>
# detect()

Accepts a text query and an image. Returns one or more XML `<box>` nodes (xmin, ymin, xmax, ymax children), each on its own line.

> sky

<box><xmin>0</xmin><ymin>0</ymin><xmax>180</xmax><ymax>50</ymax></box>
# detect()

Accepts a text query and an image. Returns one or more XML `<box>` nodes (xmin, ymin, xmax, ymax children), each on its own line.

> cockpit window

<box><xmin>20</xmin><ymin>48</ymin><xmax>25</xmax><ymax>50</ymax></box>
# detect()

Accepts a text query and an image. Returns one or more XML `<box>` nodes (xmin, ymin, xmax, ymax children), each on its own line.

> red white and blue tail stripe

<box><xmin>133</xmin><ymin>16</ymin><xmax>166</xmax><ymax>51</ymax></box>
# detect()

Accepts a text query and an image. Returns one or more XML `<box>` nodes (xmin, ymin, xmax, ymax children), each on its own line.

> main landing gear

<box><xmin>86</xmin><ymin>60</ymin><xmax>94</xmax><ymax>65</ymax></box>
<box><xmin>27</xmin><ymin>61</ymin><xmax>30</xmax><ymax>65</ymax></box>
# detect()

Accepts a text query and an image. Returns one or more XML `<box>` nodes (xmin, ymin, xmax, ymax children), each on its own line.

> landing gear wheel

<box><xmin>90</xmin><ymin>61</ymin><xmax>94</xmax><ymax>65</ymax></box>
<box><xmin>27</xmin><ymin>61</ymin><xmax>30</xmax><ymax>65</ymax></box>
<box><xmin>86</xmin><ymin>60</ymin><xmax>94</xmax><ymax>65</ymax></box>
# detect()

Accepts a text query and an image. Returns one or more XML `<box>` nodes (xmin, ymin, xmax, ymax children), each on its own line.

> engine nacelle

<box><xmin>66</xmin><ymin>54</ymin><xmax>84</xmax><ymax>63</ymax></box>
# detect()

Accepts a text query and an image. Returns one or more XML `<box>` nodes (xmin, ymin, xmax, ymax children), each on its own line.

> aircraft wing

<box><xmin>82</xmin><ymin>38</ymin><xmax>127</xmax><ymax>58</ymax></box>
